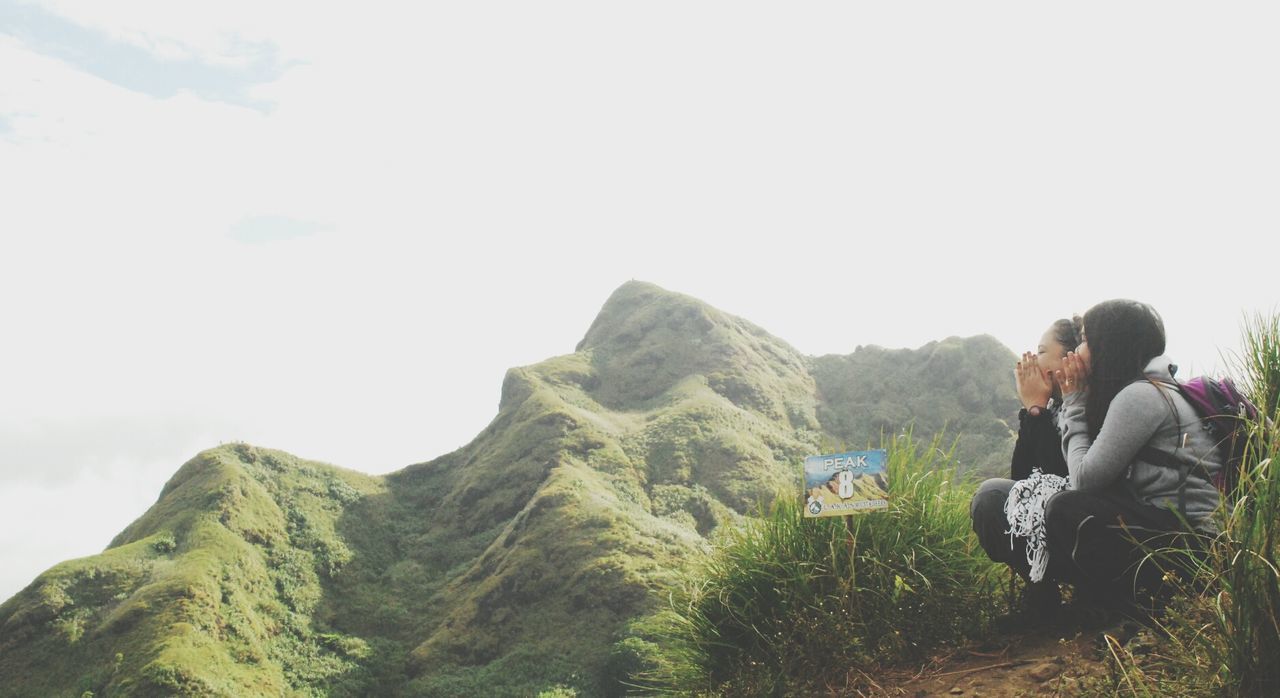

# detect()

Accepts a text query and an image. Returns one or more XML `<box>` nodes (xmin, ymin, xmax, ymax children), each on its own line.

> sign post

<box><xmin>803</xmin><ymin>449</ymin><xmax>890</xmax><ymax>574</ymax></box>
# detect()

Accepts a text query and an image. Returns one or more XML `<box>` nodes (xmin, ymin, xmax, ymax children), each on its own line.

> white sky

<box><xmin>2</xmin><ymin>1</ymin><xmax>1278</xmax><ymax>602</ymax></box>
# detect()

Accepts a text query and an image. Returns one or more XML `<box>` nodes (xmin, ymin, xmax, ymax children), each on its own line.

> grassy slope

<box><xmin>392</xmin><ymin>281</ymin><xmax>827</xmax><ymax>695</ymax></box>
<box><xmin>0</xmin><ymin>445</ymin><xmax>382</xmax><ymax>697</ymax></box>
<box><xmin>0</xmin><ymin>281</ymin><xmax>1019</xmax><ymax>696</ymax></box>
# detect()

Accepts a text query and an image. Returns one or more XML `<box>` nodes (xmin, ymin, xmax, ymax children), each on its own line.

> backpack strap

<box><xmin>1137</xmin><ymin>443</ymin><xmax>1216</xmax><ymax>517</ymax></box>
<box><xmin>1139</xmin><ymin>445</ymin><xmax>1216</xmax><ymax>482</ymax></box>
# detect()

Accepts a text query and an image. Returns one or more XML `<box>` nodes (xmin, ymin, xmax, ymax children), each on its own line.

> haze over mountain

<box><xmin>0</xmin><ymin>281</ymin><xmax>1019</xmax><ymax>696</ymax></box>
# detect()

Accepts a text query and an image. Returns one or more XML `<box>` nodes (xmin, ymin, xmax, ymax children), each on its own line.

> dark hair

<box><xmin>1082</xmin><ymin>299</ymin><xmax>1167</xmax><ymax>439</ymax></box>
<box><xmin>1051</xmin><ymin>316</ymin><xmax>1083</xmax><ymax>353</ymax></box>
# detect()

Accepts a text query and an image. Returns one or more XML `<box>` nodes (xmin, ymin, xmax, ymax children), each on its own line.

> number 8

<box><xmin>838</xmin><ymin>470</ymin><xmax>854</xmax><ymax>499</ymax></box>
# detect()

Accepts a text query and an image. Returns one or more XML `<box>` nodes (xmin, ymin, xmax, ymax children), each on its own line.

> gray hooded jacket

<box><xmin>1056</xmin><ymin>355</ymin><xmax>1223</xmax><ymax>527</ymax></box>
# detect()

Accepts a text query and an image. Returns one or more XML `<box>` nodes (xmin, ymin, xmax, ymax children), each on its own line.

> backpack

<box><xmin>1139</xmin><ymin>376</ymin><xmax>1263</xmax><ymax>505</ymax></box>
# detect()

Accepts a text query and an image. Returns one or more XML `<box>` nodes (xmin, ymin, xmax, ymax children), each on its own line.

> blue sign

<box><xmin>803</xmin><ymin>449</ymin><xmax>889</xmax><ymax>518</ymax></box>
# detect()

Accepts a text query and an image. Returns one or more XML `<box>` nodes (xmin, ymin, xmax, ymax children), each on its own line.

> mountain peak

<box><xmin>568</xmin><ymin>281</ymin><xmax>815</xmax><ymax>420</ymax></box>
<box><xmin>575</xmin><ymin>280</ymin><xmax>707</xmax><ymax>353</ymax></box>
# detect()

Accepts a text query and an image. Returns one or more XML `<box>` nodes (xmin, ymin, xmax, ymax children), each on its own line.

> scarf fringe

<box><xmin>1004</xmin><ymin>469</ymin><xmax>1070</xmax><ymax>583</ymax></box>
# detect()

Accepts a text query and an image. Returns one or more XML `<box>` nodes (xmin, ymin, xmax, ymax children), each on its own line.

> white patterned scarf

<box><xmin>1004</xmin><ymin>469</ymin><xmax>1071</xmax><ymax>582</ymax></box>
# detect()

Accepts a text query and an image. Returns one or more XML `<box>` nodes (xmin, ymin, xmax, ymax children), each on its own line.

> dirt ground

<box><xmin>864</xmin><ymin>621</ymin><xmax>1146</xmax><ymax>697</ymax></box>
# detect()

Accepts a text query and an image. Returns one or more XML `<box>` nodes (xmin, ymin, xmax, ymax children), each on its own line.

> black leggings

<box><xmin>971</xmin><ymin>479</ymin><xmax>1206</xmax><ymax>597</ymax></box>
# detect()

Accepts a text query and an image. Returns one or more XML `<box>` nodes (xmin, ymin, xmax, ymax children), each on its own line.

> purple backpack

<box><xmin>1142</xmin><ymin>376</ymin><xmax>1261</xmax><ymax>500</ymax></box>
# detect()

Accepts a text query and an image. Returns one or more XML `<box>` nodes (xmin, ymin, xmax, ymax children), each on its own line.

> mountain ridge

<box><xmin>0</xmin><ymin>280</ymin><xmax>1019</xmax><ymax>696</ymax></box>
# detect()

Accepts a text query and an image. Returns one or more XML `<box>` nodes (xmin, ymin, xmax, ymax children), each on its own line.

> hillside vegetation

<box><xmin>0</xmin><ymin>281</ymin><xmax>1020</xmax><ymax>696</ymax></box>
<box><xmin>643</xmin><ymin>433</ymin><xmax>1003</xmax><ymax>696</ymax></box>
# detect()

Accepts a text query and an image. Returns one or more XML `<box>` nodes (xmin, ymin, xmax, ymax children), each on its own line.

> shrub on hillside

<box><xmin>644</xmin><ymin>432</ymin><xmax>1002</xmax><ymax>695</ymax></box>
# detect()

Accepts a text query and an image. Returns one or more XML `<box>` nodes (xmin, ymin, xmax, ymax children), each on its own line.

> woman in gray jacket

<box><xmin>1047</xmin><ymin>299</ymin><xmax>1221</xmax><ymax>607</ymax></box>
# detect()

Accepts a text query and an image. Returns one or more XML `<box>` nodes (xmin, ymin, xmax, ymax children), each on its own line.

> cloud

<box><xmin>229</xmin><ymin>214</ymin><xmax>330</xmax><ymax>244</ymax></box>
<box><xmin>1</xmin><ymin>0</ymin><xmax>291</xmax><ymax>111</ymax></box>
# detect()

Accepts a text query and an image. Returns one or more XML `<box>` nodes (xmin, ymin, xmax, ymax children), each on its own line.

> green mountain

<box><xmin>0</xmin><ymin>281</ymin><xmax>1019</xmax><ymax>696</ymax></box>
<box><xmin>811</xmin><ymin>336</ymin><xmax>1022</xmax><ymax>475</ymax></box>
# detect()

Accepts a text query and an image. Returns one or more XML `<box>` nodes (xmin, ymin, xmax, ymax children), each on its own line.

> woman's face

<box><xmin>1037</xmin><ymin>326</ymin><xmax>1070</xmax><ymax>374</ymax></box>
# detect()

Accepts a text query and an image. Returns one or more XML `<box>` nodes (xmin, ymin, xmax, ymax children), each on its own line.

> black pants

<box><xmin>971</xmin><ymin>478</ymin><xmax>1204</xmax><ymax>597</ymax></box>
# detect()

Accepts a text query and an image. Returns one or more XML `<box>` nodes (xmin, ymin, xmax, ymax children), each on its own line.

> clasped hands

<box><xmin>1015</xmin><ymin>353</ymin><xmax>1053</xmax><ymax>409</ymax></box>
<box><xmin>1016</xmin><ymin>351</ymin><xmax>1089</xmax><ymax>409</ymax></box>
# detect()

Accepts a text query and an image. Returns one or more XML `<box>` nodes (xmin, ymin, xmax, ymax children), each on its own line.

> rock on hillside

<box><xmin>0</xmin><ymin>280</ymin><xmax>1019</xmax><ymax>697</ymax></box>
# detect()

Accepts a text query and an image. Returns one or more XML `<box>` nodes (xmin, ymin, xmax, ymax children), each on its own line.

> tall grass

<box><xmin>1099</xmin><ymin>312</ymin><xmax>1280</xmax><ymax>697</ymax></box>
<box><xmin>643</xmin><ymin>433</ymin><xmax>1002</xmax><ymax>696</ymax></box>
<box><xmin>1234</xmin><ymin>310</ymin><xmax>1280</xmax><ymax>417</ymax></box>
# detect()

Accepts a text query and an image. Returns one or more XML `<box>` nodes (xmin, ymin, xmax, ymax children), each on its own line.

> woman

<box><xmin>1010</xmin><ymin>316</ymin><xmax>1082</xmax><ymax>480</ymax></box>
<box><xmin>1046</xmin><ymin>299</ymin><xmax>1220</xmax><ymax>605</ymax></box>
<box><xmin>971</xmin><ymin>317</ymin><xmax>1081</xmax><ymax>623</ymax></box>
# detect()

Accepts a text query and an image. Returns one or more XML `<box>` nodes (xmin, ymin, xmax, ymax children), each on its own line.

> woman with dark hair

<box><xmin>1045</xmin><ymin>300</ymin><xmax>1221</xmax><ymax>608</ymax></box>
<box><xmin>971</xmin><ymin>317</ymin><xmax>1082</xmax><ymax>623</ymax></box>
<box><xmin>976</xmin><ymin>299</ymin><xmax>1223</xmax><ymax>627</ymax></box>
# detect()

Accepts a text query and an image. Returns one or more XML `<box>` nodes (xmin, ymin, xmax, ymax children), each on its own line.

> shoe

<box><xmin>992</xmin><ymin>581</ymin><xmax>1062</xmax><ymax>632</ymax></box>
<box><xmin>1024</xmin><ymin>580</ymin><xmax>1062</xmax><ymax>614</ymax></box>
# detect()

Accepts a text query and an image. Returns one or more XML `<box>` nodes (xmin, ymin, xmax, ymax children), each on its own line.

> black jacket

<box><xmin>1010</xmin><ymin>403</ymin><xmax>1069</xmax><ymax>480</ymax></box>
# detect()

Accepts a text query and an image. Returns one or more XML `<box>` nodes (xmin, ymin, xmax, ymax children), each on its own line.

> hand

<box><xmin>1016</xmin><ymin>352</ymin><xmax>1053</xmax><ymax>409</ymax></box>
<box><xmin>1055</xmin><ymin>351</ymin><xmax>1089</xmax><ymax>396</ymax></box>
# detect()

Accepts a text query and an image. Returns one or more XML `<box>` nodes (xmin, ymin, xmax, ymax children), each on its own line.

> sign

<box><xmin>802</xmin><ymin>449</ymin><xmax>889</xmax><ymax>518</ymax></box>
